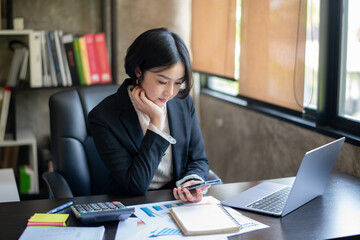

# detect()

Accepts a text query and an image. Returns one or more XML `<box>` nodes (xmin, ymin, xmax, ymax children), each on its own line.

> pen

<box><xmin>47</xmin><ymin>201</ymin><xmax>74</xmax><ymax>214</ymax></box>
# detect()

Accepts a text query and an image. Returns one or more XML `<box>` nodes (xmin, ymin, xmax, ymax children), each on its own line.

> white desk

<box><xmin>0</xmin><ymin>168</ymin><xmax>20</xmax><ymax>202</ymax></box>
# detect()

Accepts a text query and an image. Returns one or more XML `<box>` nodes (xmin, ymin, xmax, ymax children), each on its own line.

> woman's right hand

<box><xmin>131</xmin><ymin>86</ymin><xmax>164</xmax><ymax>129</ymax></box>
<box><xmin>173</xmin><ymin>180</ymin><xmax>211</xmax><ymax>203</ymax></box>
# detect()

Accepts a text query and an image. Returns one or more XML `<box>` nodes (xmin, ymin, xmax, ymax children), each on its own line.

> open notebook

<box><xmin>169</xmin><ymin>203</ymin><xmax>240</xmax><ymax>236</ymax></box>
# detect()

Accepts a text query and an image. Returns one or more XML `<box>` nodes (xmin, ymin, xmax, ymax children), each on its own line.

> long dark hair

<box><xmin>125</xmin><ymin>28</ymin><xmax>192</xmax><ymax>98</ymax></box>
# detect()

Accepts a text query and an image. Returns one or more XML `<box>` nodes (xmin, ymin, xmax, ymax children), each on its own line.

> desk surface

<box><xmin>0</xmin><ymin>173</ymin><xmax>359</xmax><ymax>240</ymax></box>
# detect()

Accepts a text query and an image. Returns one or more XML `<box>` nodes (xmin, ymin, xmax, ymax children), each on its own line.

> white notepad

<box><xmin>169</xmin><ymin>204</ymin><xmax>240</xmax><ymax>236</ymax></box>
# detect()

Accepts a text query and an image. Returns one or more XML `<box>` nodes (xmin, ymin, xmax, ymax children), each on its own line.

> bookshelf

<box><xmin>0</xmin><ymin>0</ymin><xmax>111</xmax><ymax>197</ymax></box>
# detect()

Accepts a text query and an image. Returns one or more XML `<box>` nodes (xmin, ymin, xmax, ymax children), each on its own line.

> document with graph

<box><xmin>115</xmin><ymin>196</ymin><xmax>268</xmax><ymax>239</ymax></box>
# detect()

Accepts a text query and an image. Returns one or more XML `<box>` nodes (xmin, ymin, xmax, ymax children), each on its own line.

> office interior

<box><xmin>2</xmin><ymin>0</ymin><xmax>360</xmax><ymax>199</ymax></box>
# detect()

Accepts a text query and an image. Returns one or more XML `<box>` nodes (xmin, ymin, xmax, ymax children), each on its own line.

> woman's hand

<box><xmin>131</xmin><ymin>86</ymin><xmax>164</xmax><ymax>129</ymax></box>
<box><xmin>173</xmin><ymin>180</ymin><xmax>211</xmax><ymax>203</ymax></box>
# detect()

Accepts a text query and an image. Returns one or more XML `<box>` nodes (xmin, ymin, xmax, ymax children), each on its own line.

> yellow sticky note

<box><xmin>28</xmin><ymin>213</ymin><xmax>69</xmax><ymax>226</ymax></box>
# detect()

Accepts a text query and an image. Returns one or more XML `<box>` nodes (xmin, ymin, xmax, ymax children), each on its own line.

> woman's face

<box><xmin>138</xmin><ymin>62</ymin><xmax>185</xmax><ymax>108</ymax></box>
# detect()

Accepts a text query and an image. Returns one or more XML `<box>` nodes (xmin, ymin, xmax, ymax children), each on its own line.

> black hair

<box><xmin>125</xmin><ymin>28</ymin><xmax>192</xmax><ymax>98</ymax></box>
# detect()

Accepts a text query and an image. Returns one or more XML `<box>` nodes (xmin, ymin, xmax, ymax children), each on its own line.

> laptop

<box><xmin>221</xmin><ymin>137</ymin><xmax>345</xmax><ymax>217</ymax></box>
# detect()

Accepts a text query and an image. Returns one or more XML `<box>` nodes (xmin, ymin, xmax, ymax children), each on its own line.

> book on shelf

<box><xmin>30</xmin><ymin>31</ymin><xmax>43</xmax><ymax>88</ymax></box>
<box><xmin>169</xmin><ymin>203</ymin><xmax>240</xmax><ymax>236</ymax></box>
<box><xmin>40</xmin><ymin>31</ymin><xmax>51</xmax><ymax>87</ymax></box>
<box><xmin>84</xmin><ymin>33</ymin><xmax>101</xmax><ymax>84</ymax></box>
<box><xmin>6</xmin><ymin>46</ymin><xmax>29</xmax><ymax>87</ymax></box>
<box><xmin>94</xmin><ymin>32</ymin><xmax>112</xmax><ymax>83</ymax></box>
<box><xmin>48</xmin><ymin>30</ymin><xmax>67</xmax><ymax>87</ymax></box>
<box><xmin>73</xmin><ymin>38</ymin><xmax>87</xmax><ymax>86</ymax></box>
<box><xmin>18</xmin><ymin>48</ymin><xmax>29</xmax><ymax>82</ymax></box>
<box><xmin>45</xmin><ymin>31</ymin><xmax>59</xmax><ymax>87</ymax></box>
<box><xmin>0</xmin><ymin>86</ymin><xmax>12</xmax><ymax>142</ymax></box>
<box><xmin>58</xmin><ymin>31</ymin><xmax>73</xmax><ymax>86</ymax></box>
<box><xmin>62</xmin><ymin>33</ymin><xmax>81</xmax><ymax>86</ymax></box>
<box><xmin>79</xmin><ymin>36</ymin><xmax>92</xmax><ymax>85</ymax></box>
<box><xmin>53</xmin><ymin>30</ymin><xmax>69</xmax><ymax>87</ymax></box>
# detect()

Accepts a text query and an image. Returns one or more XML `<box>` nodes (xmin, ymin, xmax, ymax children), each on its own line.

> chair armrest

<box><xmin>42</xmin><ymin>171</ymin><xmax>74</xmax><ymax>199</ymax></box>
<box><xmin>208</xmin><ymin>169</ymin><xmax>221</xmax><ymax>181</ymax></box>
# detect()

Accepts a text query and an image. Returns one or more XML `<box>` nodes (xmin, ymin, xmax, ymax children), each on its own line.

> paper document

<box><xmin>115</xmin><ymin>196</ymin><xmax>268</xmax><ymax>240</ymax></box>
<box><xmin>18</xmin><ymin>226</ymin><xmax>105</xmax><ymax>240</ymax></box>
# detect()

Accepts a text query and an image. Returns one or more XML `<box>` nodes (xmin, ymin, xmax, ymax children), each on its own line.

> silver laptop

<box><xmin>221</xmin><ymin>137</ymin><xmax>345</xmax><ymax>217</ymax></box>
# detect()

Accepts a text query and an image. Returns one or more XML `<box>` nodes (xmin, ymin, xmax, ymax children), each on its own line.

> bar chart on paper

<box><xmin>131</xmin><ymin>197</ymin><xmax>221</xmax><ymax>226</ymax></box>
<box><xmin>140</xmin><ymin>202</ymin><xmax>185</xmax><ymax>219</ymax></box>
<box><xmin>115</xmin><ymin>217</ymin><xmax>183</xmax><ymax>240</ymax></box>
<box><xmin>149</xmin><ymin>227</ymin><xmax>182</xmax><ymax>237</ymax></box>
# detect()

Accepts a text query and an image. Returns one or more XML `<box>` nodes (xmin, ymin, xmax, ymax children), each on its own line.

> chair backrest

<box><xmin>49</xmin><ymin>84</ymin><xmax>118</xmax><ymax>196</ymax></box>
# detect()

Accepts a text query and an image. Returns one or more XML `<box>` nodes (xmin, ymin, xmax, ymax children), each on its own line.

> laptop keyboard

<box><xmin>246</xmin><ymin>186</ymin><xmax>291</xmax><ymax>214</ymax></box>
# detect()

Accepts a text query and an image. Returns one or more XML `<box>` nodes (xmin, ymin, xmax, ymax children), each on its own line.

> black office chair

<box><xmin>43</xmin><ymin>84</ymin><xmax>118</xmax><ymax>198</ymax></box>
<box><xmin>43</xmin><ymin>84</ymin><xmax>220</xmax><ymax>199</ymax></box>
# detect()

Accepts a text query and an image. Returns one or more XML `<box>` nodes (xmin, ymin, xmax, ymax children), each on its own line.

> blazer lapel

<box><xmin>116</xmin><ymin>81</ymin><xmax>144</xmax><ymax>151</ymax></box>
<box><xmin>167</xmin><ymin>99</ymin><xmax>187</xmax><ymax>180</ymax></box>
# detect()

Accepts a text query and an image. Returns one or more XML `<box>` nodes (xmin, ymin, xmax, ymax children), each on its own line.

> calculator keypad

<box><xmin>71</xmin><ymin>200</ymin><xmax>134</xmax><ymax>224</ymax></box>
<box><xmin>74</xmin><ymin>201</ymin><xmax>126</xmax><ymax>213</ymax></box>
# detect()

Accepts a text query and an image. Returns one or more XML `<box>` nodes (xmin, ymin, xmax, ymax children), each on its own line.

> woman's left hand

<box><xmin>173</xmin><ymin>180</ymin><xmax>210</xmax><ymax>203</ymax></box>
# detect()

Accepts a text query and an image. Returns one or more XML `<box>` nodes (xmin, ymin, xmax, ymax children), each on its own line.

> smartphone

<box><xmin>185</xmin><ymin>179</ymin><xmax>222</xmax><ymax>190</ymax></box>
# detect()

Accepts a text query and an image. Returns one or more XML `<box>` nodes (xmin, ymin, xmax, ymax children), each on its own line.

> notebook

<box><xmin>222</xmin><ymin>137</ymin><xmax>345</xmax><ymax>217</ymax></box>
<box><xmin>169</xmin><ymin>203</ymin><xmax>240</xmax><ymax>235</ymax></box>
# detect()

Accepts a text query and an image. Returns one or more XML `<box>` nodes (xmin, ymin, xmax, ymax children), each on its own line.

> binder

<box><xmin>84</xmin><ymin>33</ymin><xmax>100</xmax><ymax>84</ymax></box>
<box><xmin>30</xmin><ymin>31</ymin><xmax>43</xmax><ymax>88</ymax></box>
<box><xmin>94</xmin><ymin>32</ymin><xmax>112</xmax><ymax>83</ymax></box>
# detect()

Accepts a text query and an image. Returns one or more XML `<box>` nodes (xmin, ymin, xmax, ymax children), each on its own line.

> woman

<box><xmin>89</xmin><ymin>28</ymin><xmax>209</xmax><ymax>202</ymax></box>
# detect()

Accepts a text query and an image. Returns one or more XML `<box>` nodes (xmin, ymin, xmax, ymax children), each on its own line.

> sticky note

<box><xmin>28</xmin><ymin>213</ymin><xmax>69</xmax><ymax>226</ymax></box>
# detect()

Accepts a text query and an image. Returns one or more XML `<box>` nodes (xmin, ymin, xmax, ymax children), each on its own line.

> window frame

<box><xmin>318</xmin><ymin>1</ymin><xmax>360</xmax><ymax>137</ymax></box>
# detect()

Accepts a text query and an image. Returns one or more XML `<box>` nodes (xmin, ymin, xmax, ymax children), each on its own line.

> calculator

<box><xmin>70</xmin><ymin>201</ymin><xmax>135</xmax><ymax>224</ymax></box>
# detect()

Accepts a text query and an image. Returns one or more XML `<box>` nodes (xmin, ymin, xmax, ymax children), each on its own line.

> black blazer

<box><xmin>88</xmin><ymin>79</ymin><xmax>209</xmax><ymax>196</ymax></box>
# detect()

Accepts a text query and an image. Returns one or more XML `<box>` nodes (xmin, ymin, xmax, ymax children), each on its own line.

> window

<box><xmin>339</xmin><ymin>0</ymin><xmax>360</xmax><ymax>123</ymax></box>
<box><xmin>303</xmin><ymin>0</ymin><xmax>320</xmax><ymax>110</ymax></box>
<box><xmin>208</xmin><ymin>75</ymin><xmax>239</xmax><ymax>96</ymax></box>
<box><xmin>191</xmin><ymin>0</ymin><xmax>237</xmax><ymax>79</ymax></box>
<box><xmin>238</xmin><ymin>0</ymin><xmax>307</xmax><ymax>112</ymax></box>
<box><xmin>192</xmin><ymin>0</ymin><xmax>360</xmax><ymax>141</ymax></box>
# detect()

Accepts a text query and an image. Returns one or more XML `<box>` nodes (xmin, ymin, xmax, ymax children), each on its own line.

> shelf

<box><xmin>0</xmin><ymin>29</ymin><xmax>33</xmax><ymax>35</ymax></box>
<box><xmin>0</xmin><ymin>129</ymin><xmax>35</xmax><ymax>147</ymax></box>
<box><xmin>0</xmin><ymin>129</ymin><xmax>38</xmax><ymax>194</ymax></box>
